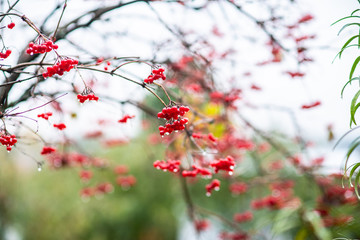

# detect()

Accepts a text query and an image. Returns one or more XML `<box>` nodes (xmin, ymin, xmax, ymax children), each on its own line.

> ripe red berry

<box><xmin>41</xmin><ymin>146</ymin><xmax>56</xmax><ymax>155</ymax></box>
<box><xmin>53</xmin><ymin>123</ymin><xmax>66</xmax><ymax>130</ymax></box>
<box><xmin>0</xmin><ymin>134</ymin><xmax>17</xmax><ymax>151</ymax></box>
<box><xmin>7</xmin><ymin>22</ymin><xmax>15</xmax><ymax>29</ymax></box>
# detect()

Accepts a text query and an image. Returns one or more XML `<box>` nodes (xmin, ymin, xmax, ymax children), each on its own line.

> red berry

<box><xmin>7</xmin><ymin>22</ymin><xmax>15</xmax><ymax>29</ymax></box>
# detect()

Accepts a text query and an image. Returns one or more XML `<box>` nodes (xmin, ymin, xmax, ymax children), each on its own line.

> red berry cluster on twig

<box><xmin>53</xmin><ymin>123</ymin><xmax>66</xmax><ymax>130</ymax></box>
<box><xmin>153</xmin><ymin>159</ymin><xmax>181</xmax><ymax>173</ymax></box>
<box><xmin>158</xmin><ymin>105</ymin><xmax>189</xmax><ymax>136</ymax></box>
<box><xmin>144</xmin><ymin>67</ymin><xmax>166</xmax><ymax>84</ymax></box>
<box><xmin>210</xmin><ymin>155</ymin><xmax>236</xmax><ymax>175</ymax></box>
<box><xmin>41</xmin><ymin>146</ymin><xmax>56</xmax><ymax>155</ymax></box>
<box><xmin>0</xmin><ymin>49</ymin><xmax>11</xmax><ymax>59</ymax></box>
<box><xmin>118</xmin><ymin>115</ymin><xmax>135</xmax><ymax>123</ymax></box>
<box><xmin>37</xmin><ymin>112</ymin><xmax>53</xmax><ymax>120</ymax></box>
<box><xmin>77</xmin><ymin>94</ymin><xmax>99</xmax><ymax>103</ymax></box>
<box><xmin>7</xmin><ymin>22</ymin><xmax>15</xmax><ymax>29</ymax></box>
<box><xmin>0</xmin><ymin>134</ymin><xmax>17</xmax><ymax>151</ymax></box>
<box><xmin>182</xmin><ymin>165</ymin><xmax>212</xmax><ymax>178</ymax></box>
<box><xmin>26</xmin><ymin>41</ymin><xmax>58</xmax><ymax>55</ymax></box>
<box><xmin>42</xmin><ymin>58</ymin><xmax>78</xmax><ymax>78</ymax></box>
<box><xmin>206</xmin><ymin>179</ymin><xmax>220</xmax><ymax>196</ymax></box>
<box><xmin>79</xmin><ymin>170</ymin><xmax>93</xmax><ymax>182</ymax></box>
<box><xmin>233</xmin><ymin>211</ymin><xmax>253</xmax><ymax>223</ymax></box>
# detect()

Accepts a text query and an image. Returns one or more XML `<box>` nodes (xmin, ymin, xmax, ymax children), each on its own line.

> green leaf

<box><xmin>355</xmin><ymin>171</ymin><xmax>360</xmax><ymax>198</ymax></box>
<box><xmin>351</xmin><ymin>9</ymin><xmax>360</xmax><ymax>16</ymax></box>
<box><xmin>331</xmin><ymin>15</ymin><xmax>360</xmax><ymax>26</ymax></box>
<box><xmin>337</xmin><ymin>24</ymin><xmax>360</xmax><ymax>36</ymax></box>
<box><xmin>349</xmin><ymin>163</ymin><xmax>360</xmax><ymax>187</ymax></box>
<box><xmin>339</xmin><ymin>35</ymin><xmax>360</xmax><ymax>59</ymax></box>
<box><xmin>295</xmin><ymin>228</ymin><xmax>308</xmax><ymax>240</ymax></box>
<box><xmin>333</xmin><ymin>44</ymin><xmax>360</xmax><ymax>63</ymax></box>
<box><xmin>304</xmin><ymin>211</ymin><xmax>331</xmax><ymax>240</ymax></box>
<box><xmin>349</xmin><ymin>56</ymin><xmax>360</xmax><ymax>81</ymax></box>
<box><xmin>350</xmin><ymin>89</ymin><xmax>360</xmax><ymax>126</ymax></box>
<box><xmin>341</xmin><ymin>77</ymin><xmax>360</xmax><ymax>97</ymax></box>
<box><xmin>344</xmin><ymin>139</ymin><xmax>360</xmax><ymax>172</ymax></box>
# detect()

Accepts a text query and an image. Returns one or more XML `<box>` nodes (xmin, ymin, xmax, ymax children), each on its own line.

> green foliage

<box><xmin>334</xmin><ymin>7</ymin><xmax>360</xmax><ymax>198</ymax></box>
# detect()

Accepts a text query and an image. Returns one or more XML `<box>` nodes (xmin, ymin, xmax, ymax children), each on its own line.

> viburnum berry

<box><xmin>153</xmin><ymin>159</ymin><xmax>181</xmax><ymax>173</ymax></box>
<box><xmin>229</xmin><ymin>182</ymin><xmax>248</xmax><ymax>195</ymax></box>
<box><xmin>42</xmin><ymin>58</ymin><xmax>78</xmax><ymax>78</ymax></box>
<box><xmin>182</xmin><ymin>165</ymin><xmax>212</xmax><ymax>178</ymax></box>
<box><xmin>207</xmin><ymin>133</ymin><xmax>217</xmax><ymax>142</ymax></box>
<box><xmin>0</xmin><ymin>49</ymin><xmax>12</xmax><ymax>59</ymax></box>
<box><xmin>80</xmin><ymin>187</ymin><xmax>94</xmax><ymax>198</ymax></box>
<box><xmin>144</xmin><ymin>67</ymin><xmax>166</xmax><ymax>84</ymax></box>
<box><xmin>206</xmin><ymin>179</ymin><xmax>220</xmax><ymax>196</ymax></box>
<box><xmin>95</xmin><ymin>182</ymin><xmax>114</xmax><ymax>194</ymax></box>
<box><xmin>114</xmin><ymin>165</ymin><xmax>128</xmax><ymax>175</ymax></box>
<box><xmin>79</xmin><ymin>170</ymin><xmax>93</xmax><ymax>182</ymax></box>
<box><xmin>0</xmin><ymin>134</ymin><xmax>17</xmax><ymax>151</ymax></box>
<box><xmin>157</xmin><ymin>105</ymin><xmax>189</xmax><ymax>136</ymax></box>
<box><xmin>192</xmin><ymin>133</ymin><xmax>203</xmax><ymax>139</ymax></box>
<box><xmin>77</xmin><ymin>94</ymin><xmax>99</xmax><ymax>103</ymax></box>
<box><xmin>233</xmin><ymin>211</ymin><xmax>253</xmax><ymax>223</ymax></box>
<box><xmin>118</xmin><ymin>115</ymin><xmax>135</xmax><ymax>123</ymax></box>
<box><xmin>26</xmin><ymin>40</ymin><xmax>58</xmax><ymax>55</ymax></box>
<box><xmin>7</xmin><ymin>22</ymin><xmax>15</xmax><ymax>29</ymax></box>
<box><xmin>41</xmin><ymin>146</ymin><xmax>56</xmax><ymax>155</ymax></box>
<box><xmin>194</xmin><ymin>219</ymin><xmax>210</xmax><ymax>232</ymax></box>
<box><xmin>116</xmin><ymin>175</ymin><xmax>136</xmax><ymax>189</ymax></box>
<box><xmin>210</xmin><ymin>155</ymin><xmax>236</xmax><ymax>175</ymax></box>
<box><xmin>220</xmin><ymin>231</ymin><xmax>248</xmax><ymax>240</ymax></box>
<box><xmin>157</xmin><ymin>105</ymin><xmax>189</xmax><ymax>121</ymax></box>
<box><xmin>53</xmin><ymin>123</ymin><xmax>66</xmax><ymax>130</ymax></box>
<box><xmin>37</xmin><ymin>112</ymin><xmax>53</xmax><ymax>120</ymax></box>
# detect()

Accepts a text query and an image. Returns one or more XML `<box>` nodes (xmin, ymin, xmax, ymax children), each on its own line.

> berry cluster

<box><xmin>233</xmin><ymin>211</ymin><xmax>253</xmax><ymax>223</ymax></box>
<box><xmin>7</xmin><ymin>22</ymin><xmax>15</xmax><ymax>29</ymax></box>
<box><xmin>0</xmin><ymin>134</ymin><xmax>17</xmax><ymax>151</ymax></box>
<box><xmin>26</xmin><ymin>41</ymin><xmax>58</xmax><ymax>55</ymax></box>
<box><xmin>194</xmin><ymin>220</ymin><xmax>210</xmax><ymax>232</ymax></box>
<box><xmin>53</xmin><ymin>123</ymin><xmax>66</xmax><ymax>130</ymax></box>
<box><xmin>157</xmin><ymin>105</ymin><xmax>189</xmax><ymax>136</ymax></box>
<box><xmin>192</xmin><ymin>132</ymin><xmax>217</xmax><ymax>142</ymax></box>
<box><xmin>79</xmin><ymin>170</ymin><xmax>93</xmax><ymax>182</ymax></box>
<box><xmin>182</xmin><ymin>165</ymin><xmax>212</xmax><ymax>178</ymax></box>
<box><xmin>158</xmin><ymin>119</ymin><xmax>188</xmax><ymax>136</ymax></box>
<box><xmin>157</xmin><ymin>106</ymin><xmax>189</xmax><ymax>120</ymax></box>
<box><xmin>118</xmin><ymin>114</ymin><xmax>135</xmax><ymax>123</ymax></box>
<box><xmin>95</xmin><ymin>182</ymin><xmax>114</xmax><ymax>194</ymax></box>
<box><xmin>220</xmin><ymin>231</ymin><xmax>248</xmax><ymax>240</ymax></box>
<box><xmin>229</xmin><ymin>182</ymin><xmax>248</xmax><ymax>195</ymax></box>
<box><xmin>210</xmin><ymin>156</ymin><xmax>235</xmax><ymax>175</ymax></box>
<box><xmin>144</xmin><ymin>67</ymin><xmax>166</xmax><ymax>84</ymax></box>
<box><xmin>42</xmin><ymin>59</ymin><xmax>78</xmax><ymax>78</ymax></box>
<box><xmin>37</xmin><ymin>112</ymin><xmax>53</xmax><ymax>120</ymax></box>
<box><xmin>0</xmin><ymin>49</ymin><xmax>11</xmax><ymax>59</ymax></box>
<box><xmin>116</xmin><ymin>175</ymin><xmax>136</xmax><ymax>189</ymax></box>
<box><xmin>153</xmin><ymin>159</ymin><xmax>181</xmax><ymax>173</ymax></box>
<box><xmin>41</xmin><ymin>146</ymin><xmax>56</xmax><ymax>155</ymax></box>
<box><xmin>205</xmin><ymin>179</ymin><xmax>220</xmax><ymax>196</ymax></box>
<box><xmin>251</xmin><ymin>195</ymin><xmax>286</xmax><ymax>210</ymax></box>
<box><xmin>77</xmin><ymin>94</ymin><xmax>99</xmax><ymax>103</ymax></box>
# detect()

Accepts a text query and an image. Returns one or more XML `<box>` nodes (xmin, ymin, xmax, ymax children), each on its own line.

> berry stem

<box><xmin>52</xmin><ymin>0</ymin><xmax>68</xmax><ymax>40</ymax></box>
<box><xmin>154</xmin><ymin>82</ymin><xmax>171</xmax><ymax>103</ymax></box>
